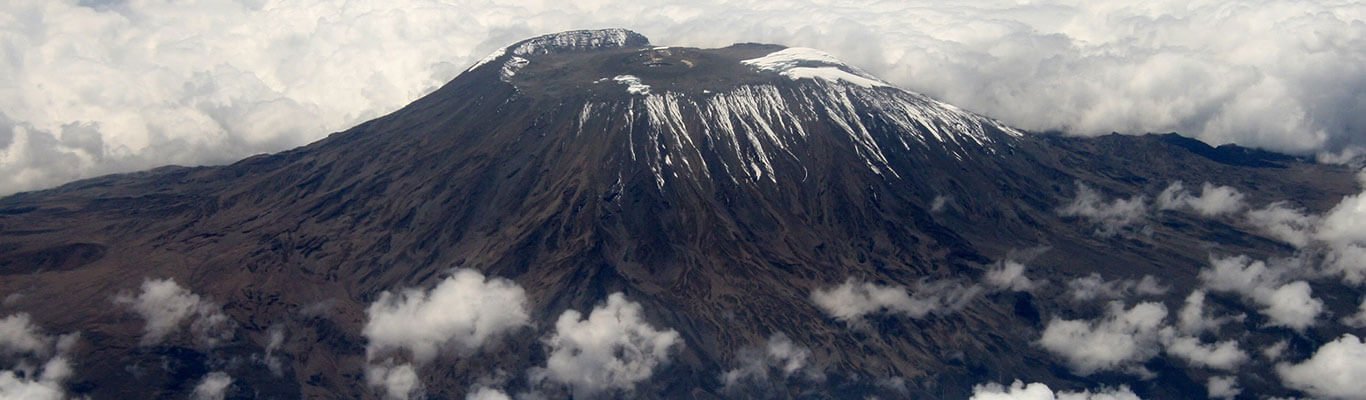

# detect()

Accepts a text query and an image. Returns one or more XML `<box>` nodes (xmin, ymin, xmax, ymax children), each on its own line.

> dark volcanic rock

<box><xmin>0</xmin><ymin>29</ymin><xmax>1359</xmax><ymax>399</ymax></box>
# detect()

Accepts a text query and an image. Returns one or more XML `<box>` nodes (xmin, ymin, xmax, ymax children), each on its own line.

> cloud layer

<box><xmin>1</xmin><ymin>0</ymin><xmax>1363</xmax><ymax>194</ymax></box>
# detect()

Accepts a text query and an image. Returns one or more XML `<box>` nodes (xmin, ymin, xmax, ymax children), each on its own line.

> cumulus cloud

<box><xmin>0</xmin><ymin>356</ymin><xmax>73</xmax><ymax>400</ymax></box>
<box><xmin>985</xmin><ymin>260</ymin><xmax>1040</xmax><ymax>292</ymax></box>
<box><xmin>255</xmin><ymin>325</ymin><xmax>286</xmax><ymax>376</ymax></box>
<box><xmin>1200</xmin><ymin>255</ymin><xmax>1323</xmax><ymax>331</ymax></box>
<box><xmin>1276</xmin><ymin>334</ymin><xmax>1366</xmax><ymax>400</ymax></box>
<box><xmin>191</xmin><ymin>371</ymin><xmax>233</xmax><ymax>400</ymax></box>
<box><xmin>1157</xmin><ymin>181</ymin><xmax>1245</xmax><ymax>217</ymax></box>
<box><xmin>531</xmin><ymin>293</ymin><xmax>682</xmax><ymax>398</ymax></box>
<box><xmin>1175</xmin><ymin>290</ymin><xmax>1241</xmax><ymax>335</ymax></box>
<box><xmin>2</xmin><ymin>0</ymin><xmax>1362</xmax><ymax>195</ymax></box>
<box><xmin>363</xmin><ymin>269</ymin><xmax>529</xmax><ymax>363</ymax></box>
<box><xmin>931</xmin><ymin>195</ymin><xmax>951</xmax><ymax>213</ymax></box>
<box><xmin>362</xmin><ymin>269</ymin><xmax>528</xmax><ymax>399</ymax></box>
<box><xmin>0</xmin><ymin>313</ymin><xmax>53</xmax><ymax>357</ymax></box>
<box><xmin>1038</xmin><ymin>301</ymin><xmax>1167</xmax><ymax>376</ymax></box>
<box><xmin>1159</xmin><ymin>331</ymin><xmax>1248</xmax><ymax>371</ymax></box>
<box><xmin>1315</xmin><ymin>183</ymin><xmax>1366</xmax><ymax>285</ymax></box>
<box><xmin>1038</xmin><ymin>297</ymin><xmax>1248</xmax><ymax>375</ymax></box>
<box><xmin>115</xmin><ymin>278</ymin><xmax>233</xmax><ymax>347</ymax></box>
<box><xmin>1066</xmin><ymin>273</ymin><xmax>1167</xmax><ymax>302</ymax></box>
<box><xmin>0</xmin><ymin>313</ymin><xmax>79</xmax><ymax>400</ymax></box>
<box><xmin>465</xmin><ymin>386</ymin><xmax>512</xmax><ymax>400</ymax></box>
<box><xmin>1344</xmin><ymin>298</ymin><xmax>1366</xmax><ymax>328</ymax></box>
<box><xmin>968</xmin><ymin>380</ymin><xmax>1139</xmax><ymax>400</ymax></box>
<box><xmin>1262</xmin><ymin>340</ymin><xmax>1289</xmax><ymax>361</ymax></box>
<box><xmin>367</xmin><ymin>361</ymin><xmax>421</xmax><ymax>400</ymax></box>
<box><xmin>1206</xmin><ymin>376</ymin><xmax>1240</xmax><ymax>400</ymax></box>
<box><xmin>721</xmin><ymin>332</ymin><xmax>822</xmax><ymax>389</ymax></box>
<box><xmin>1241</xmin><ymin>174</ymin><xmax>1366</xmax><ymax>285</ymax></box>
<box><xmin>1246</xmin><ymin>201</ymin><xmax>1320</xmax><ymax>248</ymax></box>
<box><xmin>811</xmin><ymin>278</ymin><xmax>982</xmax><ymax>322</ymax></box>
<box><xmin>1059</xmin><ymin>183</ymin><xmax>1148</xmax><ymax>236</ymax></box>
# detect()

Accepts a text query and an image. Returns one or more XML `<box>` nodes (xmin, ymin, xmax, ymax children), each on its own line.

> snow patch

<box><xmin>499</xmin><ymin>57</ymin><xmax>528</xmax><ymax>83</ymax></box>
<box><xmin>512</xmin><ymin>28</ymin><xmax>645</xmax><ymax>56</ymax></box>
<box><xmin>467</xmin><ymin>47</ymin><xmax>506</xmax><ymax>72</ymax></box>
<box><xmin>742</xmin><ymin>48</ymin><xmax>887</xmax><ymax>88</ymax></box>
<box><xmin>613</xmin><ymin>75</ymin><xmax>651</xmax><ymax>95</ymax></box>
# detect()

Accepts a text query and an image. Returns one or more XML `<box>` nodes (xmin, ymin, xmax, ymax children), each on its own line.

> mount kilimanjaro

<box><xmin>0</xmin><ymin>29</ymin><xmax>1362</xmax><ymax>399</ymax></box>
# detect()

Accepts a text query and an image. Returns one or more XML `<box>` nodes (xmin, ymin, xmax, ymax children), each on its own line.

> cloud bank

<box><xmin>0</xmin><ymin>0</ymin><xmax>1362</xmax><ymax>195</ymax></box>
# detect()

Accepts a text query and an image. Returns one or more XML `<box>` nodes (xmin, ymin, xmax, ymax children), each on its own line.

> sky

<box><xmin>0</xmin><ymin>0</ymin><xmax>1363</xmax><ymax>195</ymax></box>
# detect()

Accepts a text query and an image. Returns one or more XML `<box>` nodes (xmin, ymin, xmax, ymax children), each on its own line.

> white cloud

<box><xmin>1175</xmin><ymin>290</ymin><xmax>1241</xmax><ymax>335</ymax></box>
<box><xmin>1157</xmin><ymin>181</ymin><xmax>1245</xmax><ymax>217</ymax></box>
<box><xmin>1066</xmin><ymin>273</ymin><xmax>1167</xmax><ymax>302</ymax></box>
<box><xmin>1199</xmin><ymin>255</ymin><xmax>1323</xmax><ymax>331</ymax></box>
<box><xmin>262</xmin><ymin>326</ymin><xmax>285</xmax><ymax>376</ymax></box>
<box><xmin>531</xmin><ymin>293</ymin><xmax>682</xmax><ymax>398</ymax></box>
<box><xmin>361</xmin><ymin>269</ymin><xmax>528</xmax><ymax>399</ymax></box>
<box><xmin>363</xmin><ymin>269</ymin><xmax>529</xmax><ymax>363</ymax></box>
<box><xmin>931</xmin><ymin>195</ymin><xmax>951</xmax><ymax>213</ymax></box>
<box><xmin>0</xmin><ymin>313</ymin><xmax>78</xmax><ymax>400</ymax></box>
<box><xmin>1059</xmin><ymin>183</ymin><xmax>1148</xmax><ymax>236</ymax></box>
<box><xmin>721</xmin><ymin>332</ymin><xmax>822</xmax><ymax>389</ymax></box>
<box><xmin>465</xmin><ymin>386</ymin><xmax>512</xmax><ymax>400</ymax></box>
<box><xmin>1207</xmin><ymin>376</ymin><xmax>1240</xmax><ymax>400</ymax></box>
<box><xmin>1343</xmin><ymin>298</ymin><xmax>1366</xmax><ymax>328</ymax></box>
<box><xmin>0</xmin><ymin>356</ymin><xmax>73</xmax><ymax>400</ymax></box>
<box><xmin>367</xmin><ymin>361</ymin><xmax>422</xmax><ymax>400</ymax></box>
<box><xmin>811</xmin><ymin>278</ymin><xmax>982</xmax><ymax>322</ymax></box>
<box><xmin>1276</xmin><ymin>334</ymin><xmax>1366</xmax><ymax>400</ymax></box>
<box><xmin>1241</xmin><ymin>174</ymin><xmax>1366</xmax><ymax>285</ymax></box>
<box><xmin>115</xmin><ymin>278</ymin><xmax>233</xmax><ymax>347</ymax></box>
<box><xmin>0</xmin><ymin>313</ymin><xmax>52</xmax><ymax>357</ymax></box>
<box><xmin>1262</xmin><ymin>340</ymin><xmax>1289</xmax><ymax>361</ymax></box>
<box><xmin>3</xmin><ymin>1</ymin><xmax>1363</xmax><ymax>195</ymax></box>
<box><xmin>985</xmin><ymin>260</ymin><xmax>1040</xmax><ymax>292</ymax></box>
<box><xmin>1315</xmin><ymin>184</ymin><xmax>1366</xmax><ymax>285</ymax></box>
<box><xmin>969</xmin><ymin>380</ymin><xmax>1139</xmax><ymax>400</ymax></box>
<box><xmin>1038</xmin><ymin>301</ymin><xmax>1167</xmax><ymax>376</ymax></box>
<box><xmin>1246</xmin><ymin>202</ymin><xmax>1319</xmax><ymax>248</ymax></box>
<box><xmin>191</xmin><ymin>371</ymin><xmax>233</xmax><ymax>400</ymax></box>
<box><xmin>1159</xmin><ymin>330</ymin><xmax>1248</xmax><ymax>371</ymax></box>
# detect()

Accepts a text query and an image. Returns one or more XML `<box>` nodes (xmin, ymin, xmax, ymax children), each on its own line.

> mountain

<box><xmin>1</xmin><ymin>29</ymin><xmax>1362</xmax><ymax>399</ymax></box>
